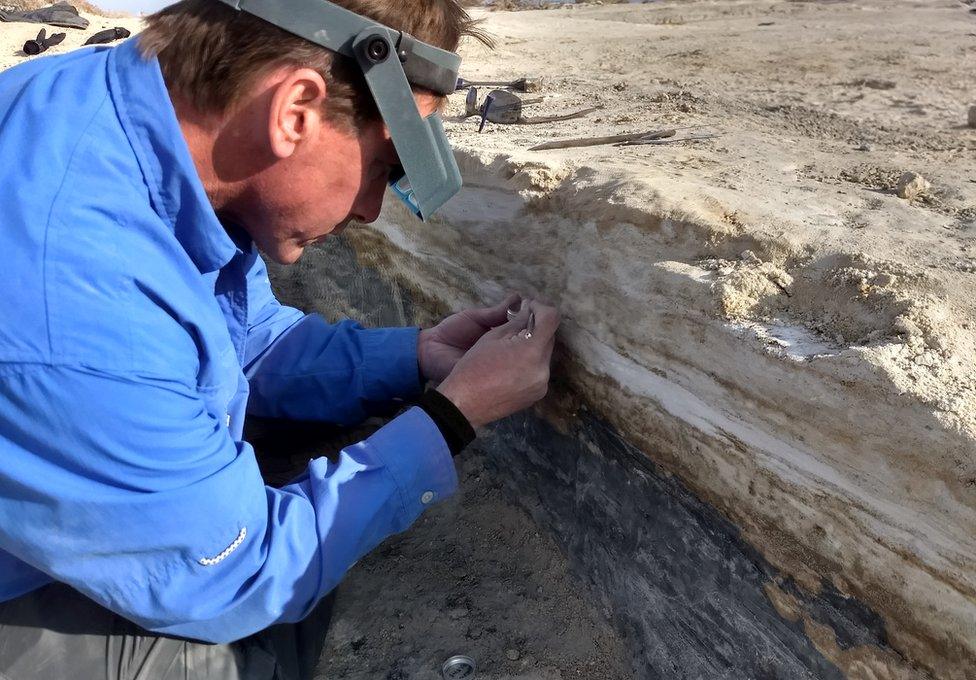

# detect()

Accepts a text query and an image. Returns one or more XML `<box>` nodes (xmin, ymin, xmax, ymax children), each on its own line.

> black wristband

<box><xmin>414</xmin><ymin>388</ymin><xmax>476</xmax><ymax>457</ymax></box>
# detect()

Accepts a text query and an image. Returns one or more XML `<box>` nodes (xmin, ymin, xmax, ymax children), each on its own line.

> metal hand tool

<box><xmin>456</xmin><ymin>76</ymin><xmax>539</xmax><ymax>92</ymax></box>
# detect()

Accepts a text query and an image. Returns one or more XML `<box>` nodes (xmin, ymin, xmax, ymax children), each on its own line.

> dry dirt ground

<box><xmin>315</xmin><ymin>445</ymin><xmax>631</xmax><ymax>680</ymax></box>
<box><xmin>356</xmin><ymin>1</ymin><xmax>976</xmax><ymax>677</ymax></box>
<box><xmin>0</xmin><ymin>8</ymin><xmax>140</xmax><ymax>70</ymax></box>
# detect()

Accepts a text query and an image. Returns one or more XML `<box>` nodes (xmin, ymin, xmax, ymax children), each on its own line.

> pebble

<box><xmin>896</xmin><ymin>172</ymin><xmax>930</xmax><ymax>201</ymax></box>
<box><xmin>447</xmin><ymin>607</ymin><xmax>469</xmax><ymax>620</ymax></box>
<box><xmin>505</xmin><ymin>648</ymin><xmax>521</xmax><ymax>661</ymax></box>
<box><xmin>739</xmin><ymin>249</ymin><xmax>761</xmax><ymax>264</ymax></box>
<box><xmin>873</xmin><ymin>273</ymin><xmax>896</xmax><ymax>287</ymax></box>
<box><xmin>956</xmin><ymin>259</ymin><xmax>976</xmax><ymax>273</ymax></box>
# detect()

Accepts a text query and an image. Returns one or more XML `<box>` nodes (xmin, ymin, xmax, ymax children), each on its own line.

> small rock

<box><xmin>854</xmin><ymin>142</ymin><xmax>872</xmax><ymax>152</ymax></box>
<box><xmin>969</xmin><ymin>105</ymin><xmax>976</xmax><ymax>129</ymax></box>
<box><xmin>739</xmin><ymin>249</ymin><xmax>761</xmax><ymax>264</ymax></box>
<box><xmin>896</xmin><ymin>172</ymin><xmax>930</xmax><ymax>201</ymax></box>
<box><xmin>872</xmin><ymin>272</ymin><xmax>896</xmax><ymax>287</ymax></box>
<box><xmin>894</xmin><ymin>316</ymin><xmax>921</xmax><ymax>337</ymax></box>
<box><xmin>447</xmin><ymin>607</ymin><xmax>469</xmax><ymax>620</ymax></box>
<box><xmin>505</xmin><ymin>648</ymin><xmax>520</xmax><ymax>661</ymax></box>
<box><xmin>956</xmin><ymin>259</ymin><xmax>976</xmax><ymax>273</ymax></box>
<box><xmin>855</xmin><ymin>78</ymin><xmax>896</xmax><ymax>90</ymax></box>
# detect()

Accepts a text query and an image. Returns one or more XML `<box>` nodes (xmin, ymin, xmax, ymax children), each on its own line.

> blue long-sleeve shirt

<box><xmin>0</xmin><ymin>37</ymin><xmax>458</xmax><ymax>642</ymax></box>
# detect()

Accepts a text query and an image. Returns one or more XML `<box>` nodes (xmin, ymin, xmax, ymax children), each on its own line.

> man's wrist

<box><xmin>414</xmin><ymin>388</ymin><xmax>476</xmax><ymax>457</ymax></box>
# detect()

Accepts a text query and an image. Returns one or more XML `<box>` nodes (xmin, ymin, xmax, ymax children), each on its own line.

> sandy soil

<box><xmin>351</xmin><ymin>1</ymin><xmax>976</xmax><ymax>677</ymax></box>
<box><xmin>317</xmin><ymin>444</ymin><xmax>631</xmax><ymax>680</ymax></box>
<box><xmin>0</xmin><ymin>6</ymin><xmax>141</xmax><ymax>71</ymax></box>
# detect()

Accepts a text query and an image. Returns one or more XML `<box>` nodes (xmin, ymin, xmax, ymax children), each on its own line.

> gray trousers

<box><xmin>0</xmin><ymin>581</ymin><xmax>335</xmax><ymax>680</ymax></box>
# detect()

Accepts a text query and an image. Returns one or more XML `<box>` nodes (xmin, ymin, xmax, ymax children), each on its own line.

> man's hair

<box><xmin>139</xmin><ymin>0</ymin><xmax>488</xmax><ymax>130</ymax></box>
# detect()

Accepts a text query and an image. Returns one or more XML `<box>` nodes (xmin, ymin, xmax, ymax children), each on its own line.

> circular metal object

<box><xmin>441</xmin><ymin>655</ymin><xmax>476</xmax><ymax>679</ymax></box>
<box><xmin>519</xmin><ymin>330</ymin><xmax>533</xmax><ymax>340</ymax></box>
<box><xmin>505</xmin><ymin>308</ymin><xmax>517</xmax><ymax>321</ymax></box>
<box><xmin>365</xmin><ymin>37</ymin><xmax>390</xmax><ymax>63</ymax></box>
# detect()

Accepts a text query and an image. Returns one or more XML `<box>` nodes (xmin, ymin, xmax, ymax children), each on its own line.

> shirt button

<box><xmin>421</xmin><ymin>491</ymin><xmax>435</xmax><ymax>505</ymax></box>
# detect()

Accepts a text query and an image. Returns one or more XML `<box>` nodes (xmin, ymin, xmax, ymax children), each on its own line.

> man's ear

<box><xmin>267</xmin><ymin>67</ymin><xmax>328</xmax><ymax>159</ymax></box>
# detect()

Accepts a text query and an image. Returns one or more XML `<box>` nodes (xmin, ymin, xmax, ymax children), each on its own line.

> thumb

<box><xmin>464</xmin><ymin>293</ymin><xmax>521</xmax><ymax>328</ymax></box>
<box><xmin>485</xmin><ymin>298</ymin><xmax>531</xmax><ymax>339</ymax></box>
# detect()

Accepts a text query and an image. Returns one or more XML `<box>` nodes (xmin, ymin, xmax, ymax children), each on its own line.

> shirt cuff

<box><xmin>366</xmin><ymin>406</ymin><xmax>459</xmax><ymax>517</ymax></box>
<box><xmin>414</xmin><ymin>389</ymin><xmax>476</xmax><ymax>457</ymax></box>
<box><xmin>359</xmin><ymin>326</ymin><xmax>423</xmax><ymax>402</ymax></box>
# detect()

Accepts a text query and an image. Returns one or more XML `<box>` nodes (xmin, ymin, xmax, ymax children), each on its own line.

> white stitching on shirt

<box><xmin>198</xmin><ymin>527</ymin><xmax>246</xmax><ymax>566</ymax></box>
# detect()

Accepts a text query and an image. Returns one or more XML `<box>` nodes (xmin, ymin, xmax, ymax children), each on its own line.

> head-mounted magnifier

<box><xmin>214</xmin><ymin>0</ymin><xmax>462</xmax><ymax>220</ymax></box>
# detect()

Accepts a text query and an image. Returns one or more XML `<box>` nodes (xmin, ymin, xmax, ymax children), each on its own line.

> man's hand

<box><xmin>435</xmin><ymin>299</ymin><xmax>560</xmax><ymax>429</ymax></box>
<box><xmin>418</xmin><ymin>293</ymin><xmax>521</xmax><ymax>384</ymax></box>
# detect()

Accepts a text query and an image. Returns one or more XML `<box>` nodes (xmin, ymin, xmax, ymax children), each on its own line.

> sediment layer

<box><xmin>335</xmin><ymin>3</ymin><xmax>976</xmax><ymax>675</ymax></box>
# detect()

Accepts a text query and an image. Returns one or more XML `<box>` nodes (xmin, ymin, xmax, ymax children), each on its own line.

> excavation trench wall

<box><xmin>267</xmin><ymin>151</ymin><xmax>975</xmax><ymax>679</ymax></box>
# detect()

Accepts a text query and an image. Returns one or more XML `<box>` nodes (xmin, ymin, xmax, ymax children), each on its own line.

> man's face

<box><xmin>229</xmin><ymin>85</ymin><xmax>441</xmax><ymax>265</ymax></box>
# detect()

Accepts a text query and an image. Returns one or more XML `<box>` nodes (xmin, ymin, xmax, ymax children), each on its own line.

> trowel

<box><xmin>455</xmin><ymin>76</ymin><xmax>540</xmax><ymax>93</ymax></box>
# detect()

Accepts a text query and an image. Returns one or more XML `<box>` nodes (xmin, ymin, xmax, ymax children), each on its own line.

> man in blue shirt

<box><xmin>0</xmin><ymin>0</ymin><xmax>559</xmax><ymax>677</ymax></box>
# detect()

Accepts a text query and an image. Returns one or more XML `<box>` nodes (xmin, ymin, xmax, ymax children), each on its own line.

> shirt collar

<box><xmin>106</xmin><ymin>37</ymin><xmax>239</xmax><ymax>273</ymax></box>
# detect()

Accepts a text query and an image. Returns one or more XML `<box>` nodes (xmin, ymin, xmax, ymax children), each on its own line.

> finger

<box><xmin>526</xmin><ymin>301</ymin><xmax>560</xmax><ymax>339</ymax></box>
<box><xmin>533</xmin><ymin>294</ymin><xmax>555</xmax><ymax>306</ymax></box>
<box><xmin>504</xmin><ymin>295</ymin><xmax>522</xmax><ymax>322</ymax></box>
<box><xmin>511</xmin><ymin>311</ymin><xmax>536</xmax><ymax>342</ymax></box>
<box><xmin>542</xmin><ymin>333</ymin><xmax>556</xmax><ymax>357</ymax></box>
<box><xmin>465</xmin><ymin>293</ymin><xmax>522</xmax><ymax>328</ymax></box>
<box><xmin>486</xmin><ymin>299</ymin><xmax>531</xmax><ymax>339</ymax></box>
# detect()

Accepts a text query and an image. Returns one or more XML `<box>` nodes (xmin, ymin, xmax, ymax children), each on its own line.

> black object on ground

<box><xmin>22</xmin><ymin>28</ymin><xmax>65</xmax><ymax>56</ymax></box>
<box><xmin>83</xmin><ymin>26</ymin><xmax>132</xmax><ymax>46</ymax></box>
<box><xmin>466</xmin><ymin>87</ymin><xmax>543</xmax><ymax>123</ymax></box>
<box><xmin>0</xmin><ymin>2</ymin><xmax>89</xmax><ymax>29</ymax></box>
<box><xmin>468</xmin><ymin>87</ymin><xmax>601</xmax><ymax>131</ymax></box>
